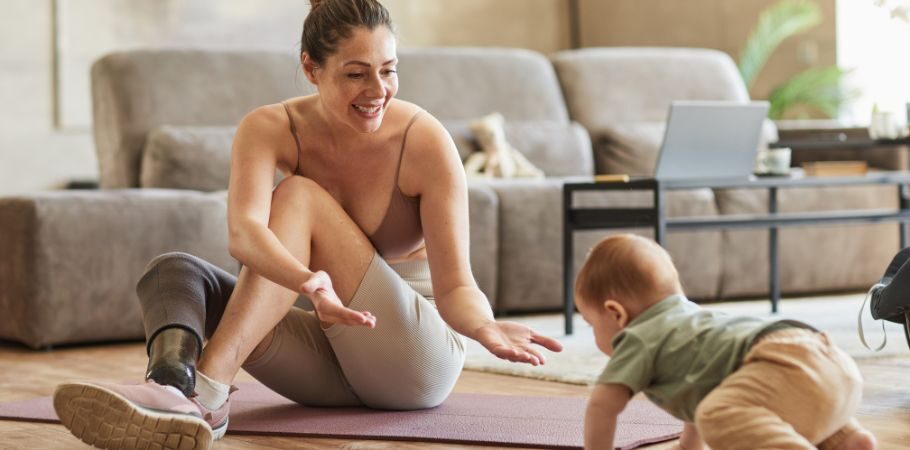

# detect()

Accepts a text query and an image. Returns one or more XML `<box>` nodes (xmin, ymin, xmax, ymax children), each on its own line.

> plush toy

<box><xmin>463</xmin><ymin>113</ymin><xmax>544</xmax><ymax>179</ymax></box>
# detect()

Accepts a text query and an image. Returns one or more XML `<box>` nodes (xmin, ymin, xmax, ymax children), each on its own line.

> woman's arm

<box><xmin>405</xmin><ymin>113</ymin><xmax>562</xmax><ymax>363</ymax></box>
<box><xmin>404</xmin><ymin>114</ymin><xmax>491</xmax><ymax>334</ymax></box>
<box><xmin>223</xmin><ymin>104</ymin><xmax>375</xmax><ymax>328</ymax></box>
<box><xmin>226</xmin><ymin>105</ymin><xmax>315</xmax><ymax>293</ymax></box>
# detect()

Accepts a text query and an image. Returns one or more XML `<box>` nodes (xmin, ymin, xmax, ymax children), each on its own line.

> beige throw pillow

<box><xmin>596</xmin><ymin>122</ymin><xmax>666</xmax><ymax>176</ymax></box>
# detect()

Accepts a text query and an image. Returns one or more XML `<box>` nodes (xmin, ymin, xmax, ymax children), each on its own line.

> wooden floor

<box><xmin>2</xmin><ymin>341</ymin><xmax>909</xmax><ymax>449</ymax></box>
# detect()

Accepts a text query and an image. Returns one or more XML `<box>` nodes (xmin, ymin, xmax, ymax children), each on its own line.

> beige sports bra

<box><xmin>283</xmin><ymin>103</ymin><xmax>425</xmax><ymax>259</ymax></box>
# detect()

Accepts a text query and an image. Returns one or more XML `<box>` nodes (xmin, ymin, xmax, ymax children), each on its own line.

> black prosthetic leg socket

<box><xmin>145</xmin><ymin>327</ymin><xmax>201</xmax><ymax>397</ymax></box>
<box><xmin>872</xmin><ymin>248</ymin><xmax>910</xmax><ymax>323</ymax></box>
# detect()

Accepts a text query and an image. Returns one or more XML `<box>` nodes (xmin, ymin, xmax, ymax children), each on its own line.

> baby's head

<box><xmin>574</xmin><ymin>234</ymin><xmax>683</xmax><ymax>355</ymax></box>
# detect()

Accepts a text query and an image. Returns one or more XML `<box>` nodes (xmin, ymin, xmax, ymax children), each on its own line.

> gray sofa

<box><xmin>0</xmin><ymin>47</ymin><xmax>898</xmax><ymax>348</ymax></box>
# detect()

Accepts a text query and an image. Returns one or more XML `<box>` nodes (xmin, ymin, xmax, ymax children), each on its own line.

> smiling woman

<box><xmin>303</xmin><ymin>27</ymin><xmax>399</xmax><ymax>134</ymax></box>
<box><xmin>51</xmin><ymin>1</ymin><xmax>562</xmax><ymax>450</ymax></box>
<box><xmin>301</xmin><ymin>0</ymin><xmax>399</xmax><ymax>133</ymax></box>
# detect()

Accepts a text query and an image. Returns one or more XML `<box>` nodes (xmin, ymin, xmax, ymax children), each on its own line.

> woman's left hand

<box><xmin>473</xmin><ymin>321</ymin><xmax>563</xmax><ymax>366</ymax></box>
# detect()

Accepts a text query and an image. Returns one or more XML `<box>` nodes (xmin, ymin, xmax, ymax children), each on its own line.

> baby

<box><xmin>575</xmin><ymin>234</ymin><xmax>876</xmax><ymax>450</ymax></box>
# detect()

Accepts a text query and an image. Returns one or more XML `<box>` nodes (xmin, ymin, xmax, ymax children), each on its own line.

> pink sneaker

<box><xmin>53</xmin><ymin>380</ymin><xmax>234</xmax><ymax>450</ymax></box>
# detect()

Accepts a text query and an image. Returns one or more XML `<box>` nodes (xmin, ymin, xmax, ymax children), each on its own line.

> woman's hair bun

<box><xmin>310</xmin><ymin>0</ymin><xmax>324</xmax><ymax>11</ymax></box>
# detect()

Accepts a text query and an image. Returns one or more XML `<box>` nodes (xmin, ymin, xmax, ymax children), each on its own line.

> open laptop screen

<box><xmin>654</xmin><ymin>100</ymin><xmax>769</xmax><ymax>181</ymax></box>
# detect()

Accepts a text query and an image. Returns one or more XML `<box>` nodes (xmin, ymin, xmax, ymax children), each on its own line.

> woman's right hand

<box><xmin>300</xmin><ymin>271</ymin><xmax>377</xmax><ymax>328</ymax></box>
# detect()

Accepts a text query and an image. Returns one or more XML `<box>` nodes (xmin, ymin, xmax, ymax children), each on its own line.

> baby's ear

<box><xmin>603</xmin><ymin>299</ymin><xmax>629</xmax><ymax>327</ymax></box>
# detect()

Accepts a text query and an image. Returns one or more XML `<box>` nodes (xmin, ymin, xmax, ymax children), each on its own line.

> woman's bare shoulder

<box><xmin>235</xmin><ymin>104</ymin><xmax>285</xmax><ymax>138</ymax></box>
<box><xmin>233</xmin><ymin>101</ymin><xmax>304</xmax><ymax>170</ymax></box>
<box><xmin>406</xmin><ymin>107</ymin><xmax>450</xmax><ymax>145</ymax></box>
<box><xmin>400</xmin><ymin>105</ymin><xmax>459</xmax><ymax>169</ymax></box>
<box><xmin>239</xmin><ymin>95</ymin><xmax>316</xmax><ymax>130</ymax></box>
<box><xmin>390</xmin><ymin>98</ymin><xmax>424</xmax><ymax>117</ymax></box>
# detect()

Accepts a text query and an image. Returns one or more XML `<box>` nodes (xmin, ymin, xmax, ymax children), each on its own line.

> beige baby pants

<box><xmin>694</xmin><ymin>328</ymin><xmax>864</xmax><ymax>450</ymax></box>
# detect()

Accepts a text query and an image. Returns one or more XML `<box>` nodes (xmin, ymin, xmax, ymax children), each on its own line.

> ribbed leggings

<box><xmin>136</xmin><ymin>251</ymin><xmax>465</xmax><ymax>410</ymax></box>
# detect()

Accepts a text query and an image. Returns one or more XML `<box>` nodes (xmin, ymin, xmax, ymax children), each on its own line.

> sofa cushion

<box><xmin>396</xmin><ymin>48</ymin><xmax>569</xmax><ymax>122</ymax></box>
<box><xmin>92</xmin><ymin>50</ymin><xmax>310</xmax><ymax>188</ymax></box>
<box><xmin>595</xmin><ymin>122</ymin><xmax>664</xmax><ymax>176</ymax></box>
<box><xmin>443</xmin><ymin>120</ymin><xmax>593</xmax><ymax>177</ymax></box>
<box><xmin>551</xmin><ymin>47</ymin><xmax>749</xmax><ymax>132</ymax></box>
<box><xmin>142</xmin><ymin>126</ymin><xmax>235</xmax><ymax>191</ymax></box>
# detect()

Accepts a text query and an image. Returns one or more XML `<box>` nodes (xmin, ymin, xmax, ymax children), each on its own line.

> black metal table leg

<box><xmin>654</xmin><ymin>184</ymin><xmax>666</xmax><ymax>246</ymax></box>
<box><xmin>563</xmin><ymin>185</ymin><xmax>574</xmax><ymax>335</ymax></box>
<box><xmin>900</xmin><ymin>184</ymin><xmax>908</xmax><ymax>249</ymax></box>
<box><xmin>769</xmin><ymin>187</ymin><xmax>780</xmax><ymax>313</ymax></box>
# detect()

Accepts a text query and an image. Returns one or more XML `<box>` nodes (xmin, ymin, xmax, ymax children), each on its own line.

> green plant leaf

<box><xmin>738</xmin><ymin>0</ymin><xmax>821</xmax><ymax>89</ymax></box>
<box><xmin>767</xmin><ymin>66</ymin><xmax>856</xmax><ymax>119</ymax></box>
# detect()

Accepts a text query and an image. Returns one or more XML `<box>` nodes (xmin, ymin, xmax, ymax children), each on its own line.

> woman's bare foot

<box><xmin>833</xmin><ymin>429</ymin><xmax>876</xmax><ymax>450</ymax></box>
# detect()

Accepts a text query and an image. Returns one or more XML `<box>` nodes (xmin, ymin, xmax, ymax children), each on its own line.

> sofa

<box><xmin>0</xmin><ymin>47</ymin><xmax>899</xmax><ymax>349</ymax></box>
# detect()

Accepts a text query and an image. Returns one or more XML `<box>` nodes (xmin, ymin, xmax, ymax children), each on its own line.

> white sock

<box><xmin>161</xmin><ymin>385</ymin><xmax>186</xmax><ymax>398</ymax></box>
<box><xmin>195</xmin><ymin>370</ymin><xmax>230</xmax><ymax>410</ymax></box>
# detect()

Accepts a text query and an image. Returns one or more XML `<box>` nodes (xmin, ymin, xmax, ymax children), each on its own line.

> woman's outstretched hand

<box><xmin>300</xmin><ymin>271</ymin><xmax>376</xmax><ymax>328</ymax></box>
<box><xmin>473</xmin><ymin>320</ymin><xmax>563</xmax><ymax>366</ymax></box>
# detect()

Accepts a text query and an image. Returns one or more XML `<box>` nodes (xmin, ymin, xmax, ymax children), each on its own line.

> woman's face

<box><xmin>307</xmin><ymin>26</ymin><xmax>398</xmax><ymax>134</ymax></box>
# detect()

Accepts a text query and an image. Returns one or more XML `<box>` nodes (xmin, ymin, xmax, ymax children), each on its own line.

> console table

<box><xmin>562</xmin><ymin>172</ymin><xmax>910</xmax><ymax>335</ymax></box>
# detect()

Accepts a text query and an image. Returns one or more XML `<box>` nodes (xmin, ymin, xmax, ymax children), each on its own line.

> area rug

<box><xmin>0</xmin><ymin>381</ymin><xmax>681</xmax><ymax>450</ymax></box>
<box><xmin>466</xmin><ymin>293</ymin><xmax>910</xmax><ymax>385</ymax></box>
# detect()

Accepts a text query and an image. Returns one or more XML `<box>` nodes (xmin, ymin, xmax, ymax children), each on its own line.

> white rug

<box><xmin>464</xmin><ymin>293</ymin><xmax>910</xmax><ymax>385</ymax></box>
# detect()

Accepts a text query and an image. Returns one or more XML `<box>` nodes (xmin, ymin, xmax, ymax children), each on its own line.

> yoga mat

<box><xmin>0</xmin><ymin>382</ymin><xmax>681</xmax><ymax>449</ymax></box>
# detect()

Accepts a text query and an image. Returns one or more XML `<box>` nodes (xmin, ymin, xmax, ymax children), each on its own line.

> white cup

<box><xmin>870</xmin><ymin>109</ymin><xmax>909</xmax><ymax>139</ymax></box>
<box><xmin>757</xmin><ymin>147</ymin><xmax>791</xmax><ymax>175</ymax></box>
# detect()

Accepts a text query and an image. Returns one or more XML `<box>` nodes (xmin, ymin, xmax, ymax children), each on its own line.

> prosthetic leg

<box><xmin>868</xmin><ymin>246</ymin><xmax>910</xmax><ymax>348</ymax></box>
<box><xmin>145</xmin><ymin>327</ymin><xmax>201</xmax><ymax>397</ymax></box>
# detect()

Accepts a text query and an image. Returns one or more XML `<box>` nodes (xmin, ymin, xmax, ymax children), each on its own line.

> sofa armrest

<box><xmin>0</xmin><ymin>189</ymin><xmax>235</xmax><ymax>348</ymax></box>
<box><xmin>467</xmin><ymin>182</ymin><xmax>499</xmax><ymax>310</ymax></box>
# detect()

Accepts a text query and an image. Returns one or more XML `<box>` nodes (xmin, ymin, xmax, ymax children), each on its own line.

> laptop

<box><xmin>653</xmin><ymin>100</ymin><xmax>770</xmax><ymax>181</ymax></box>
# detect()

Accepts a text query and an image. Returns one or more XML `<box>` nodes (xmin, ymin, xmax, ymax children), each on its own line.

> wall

<box><xmin>0</xmin><ymin>0</ymin><xmax>833</xmax><ymax>194</ymax></box>
<box><xmin>0</xmin><ymin>0</ymin><xmax>569</xmax><ymax>195</ymax></box>
<box><xmin>386</xmin><ymin>0</ymin><xmax>570</xmax><ymax>54</ymax></box>
<box><xmin>0</xmin><ymin>1</ymin><xmax>96</xmax><ymax>195</ymax></box>
<box><xmin>578</xmin><ymin>0</ymin><xmax>837</xmax><ymax>114</ymax></box>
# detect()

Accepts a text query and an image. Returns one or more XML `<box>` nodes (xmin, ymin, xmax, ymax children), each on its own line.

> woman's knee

<box><xmin>270</xmin><ymin>176</ymin><xmax>346</xmax><ymax>242</ymax></box>
<box><xmin>136</xmin><ymin>252</ymin><xmax>207</xmax><ymax>295</ymax></box>
<box><xmin>271</xmin><ymin>176</ymin><xmax>330</xmax><ymax>210</ymax></box>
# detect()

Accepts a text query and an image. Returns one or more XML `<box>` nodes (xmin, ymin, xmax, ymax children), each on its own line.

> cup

<box><xmin>757</xmin><ymin>147</ymin><xmax>791</xmax><ymax>175</ymax></box>
<box><xmin>870</xmin><ymin>109</ymin><xmax>905</xmax><ymax>140</ymax></box>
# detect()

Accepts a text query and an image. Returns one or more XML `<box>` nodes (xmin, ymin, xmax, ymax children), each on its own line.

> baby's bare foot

<box><xmin>833</xmin><ymin>429</ymin><xmax>876</xmax><ymax>450</ymax></box>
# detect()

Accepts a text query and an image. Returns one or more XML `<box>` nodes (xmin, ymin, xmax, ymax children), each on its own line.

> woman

<box><xmin>53</xmin><ymin>1</ymin><xmax>562</xmax><ymax>449</ymax></box>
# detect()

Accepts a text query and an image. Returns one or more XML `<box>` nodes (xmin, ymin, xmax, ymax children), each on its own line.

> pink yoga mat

<box><xmin>0</xmin><ymin>382</ymin><xmax>681</xmax><ymax>449</ymax></box>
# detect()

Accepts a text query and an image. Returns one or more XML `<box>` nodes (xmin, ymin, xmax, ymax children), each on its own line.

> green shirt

<box><xmin>597</xmin><ymin>295</ymin><xmax>780</xmax><ymax>422</ymax></box>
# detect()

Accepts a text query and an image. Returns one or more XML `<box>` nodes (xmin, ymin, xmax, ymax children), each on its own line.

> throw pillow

<box><xmin>596</xmin><ymin>122</ymin><xmax>665</xmax><ymax>176</ymax></box>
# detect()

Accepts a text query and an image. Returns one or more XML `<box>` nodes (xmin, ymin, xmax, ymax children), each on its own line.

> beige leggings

<box><xmin>694</xmin><ymin>328</ymin><xmax>864</xmax><ymax>450</ymax></box>
<box><xmin>240</xmin><ymin>253</ymin><xmax>465</xmax><ymax>410</ymax></box>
